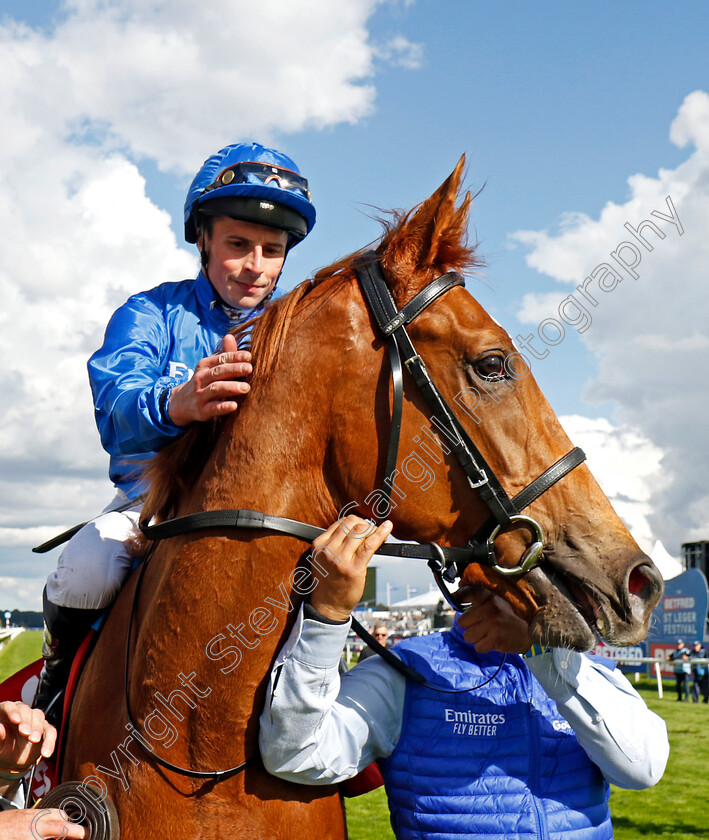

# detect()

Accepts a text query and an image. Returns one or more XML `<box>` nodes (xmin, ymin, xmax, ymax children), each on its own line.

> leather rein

<box><xmin>127</xmin><ymin>252</ymin><xmax>586</xmax><ymax>779</ymax></box>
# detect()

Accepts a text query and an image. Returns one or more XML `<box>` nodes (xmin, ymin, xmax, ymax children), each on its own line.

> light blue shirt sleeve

<box><xmin>259</xmin><ymin>605</ymin><xmax>405</xmax><ymax>784</ymax></box>
<box><xmin>0</xmin><ymin>781</ymin><xmax>26</xmax><ymax>810</ymax></box>
<box><xmin>526</xmin><ymin>649</ymin><xmax>669</xmax><ymax>789</ymax></box>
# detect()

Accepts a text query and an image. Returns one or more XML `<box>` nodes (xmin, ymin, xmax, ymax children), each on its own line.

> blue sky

<box><xmin>0</xmin><ymin>1</ymin><xmax>707</xmax><ymax>608</ymax></box>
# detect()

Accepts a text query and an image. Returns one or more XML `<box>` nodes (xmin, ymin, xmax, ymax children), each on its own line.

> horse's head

<box><xmin>143</xmin><ymin>155</ymin><xmax>663</xmax><ymax>653</ymax></box>
<box><xmin>326</xmin><ymin>156</ymin><xmax>663</xmax><ymax>651</ymax></box>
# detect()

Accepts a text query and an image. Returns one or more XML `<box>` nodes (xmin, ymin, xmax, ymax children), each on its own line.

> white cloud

<box><xmin>0</xmin><ymin>0</ymin><xmax>409</xmax><ymax>174</ymax></box>
<box><xmin>512</xmin><ymin>90</ymin><xmax>709</xmax><ymax>555</ymax></box>
<box><xmin>0</xmin><ymin>576</ymin><xmax>49</xmax><ymax>614</ymax></box>
<box><xmin>0</xmin><ymin>151</ymin><xmax>195</xmax><ymax>548</ymax></box>
<box><xmin>0</xmin><ymin>0</ymin><xmax>421</xmax><ymax>609</ymax></box>
<box><xmin>559</xmin><ymin>416</ymin><xmax>664</xmax><ymax>555</ymax></box>
<box><xmin>375</xmin><ymin>35</ymin><xmax>424</xmax><ymax>70</ymax></box>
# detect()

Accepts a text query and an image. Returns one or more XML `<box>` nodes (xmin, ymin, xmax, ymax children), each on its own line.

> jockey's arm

<box><xmin>88</xmin><ymin>297</ymin><xmax>251</xmax><ymax>458</ymax></box>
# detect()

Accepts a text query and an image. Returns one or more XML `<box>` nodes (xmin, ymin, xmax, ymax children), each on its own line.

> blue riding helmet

<box><xmin>184</xmin><ymin>143</ymin><xmax>316</xmax><ymax>245</ymax></box>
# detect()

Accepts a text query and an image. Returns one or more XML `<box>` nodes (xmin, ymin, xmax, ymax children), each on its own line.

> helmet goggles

<box><xmin>203</xmin><ymin>162</ymin><xmax>311</xmax><ymax>201</ymax></box>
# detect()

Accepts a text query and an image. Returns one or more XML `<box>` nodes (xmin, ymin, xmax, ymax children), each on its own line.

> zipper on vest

<box><xmin>529</xmin><ymin>708</ymin><xmax>549</xmax><ymax>839</ymax></box>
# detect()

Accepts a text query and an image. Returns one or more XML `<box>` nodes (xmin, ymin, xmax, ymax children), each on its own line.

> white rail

<box><xmin>610</xmin><ymin>656</ymin><xmax>709</xmax><ymax>699</ymax></box>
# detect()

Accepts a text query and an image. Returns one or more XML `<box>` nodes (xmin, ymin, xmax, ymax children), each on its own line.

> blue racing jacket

<box><xmin>88</xmin><ymin>271</ymin><xmax>265</xmax><ymax>498</ymax></box>
<box><xmin>379</xmin><ymin>626</ymin><xmax>612</xmax><ymax>840</ymax></box>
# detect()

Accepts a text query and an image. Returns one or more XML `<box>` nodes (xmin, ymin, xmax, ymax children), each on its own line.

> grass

<box><xmin>0</xmin><ymin>630</ymin><xmax>42</xmax><ymax>682</ymax></box>
<box><xmin>609</xmin><ymin>683</ymin><xmax>709</xmax><ymax>840</ymax></box>
<box><xmin>2</xmin><ymin>641</ymin><xmax>706</xmax><ymax>838</ymax></box>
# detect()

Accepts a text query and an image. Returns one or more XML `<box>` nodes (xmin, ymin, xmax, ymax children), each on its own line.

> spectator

<box><xmin>0</xmin><ymin>701</ymin><xmax>85</xmax><ymax>839</ymax></box>
<box><xmin>689</xmin><ymin>641</ymin><xmax>708</xmax><ymax>704</ymax></box>
<box><xmin>669</xmin><ymin>639</ymin><xmax>692</xmax><ymax>701</ymax></box>
<box><xmin>259</xmin><ymin>517</ymin><xmax>670</xmax><ymax>840</ymax></box>
<box><xmin>358</xmin><ymin>623</ymin><xmax>390</xmax><ymax>663</ymax></box>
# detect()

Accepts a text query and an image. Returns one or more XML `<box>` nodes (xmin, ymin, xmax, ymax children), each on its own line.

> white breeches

<box><xmin>45</xmin><ymin>491</ymin><xmax>142</xmax><ymax>610</ymax></box>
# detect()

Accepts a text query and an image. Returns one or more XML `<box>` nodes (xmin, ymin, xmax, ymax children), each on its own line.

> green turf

<box><xmin>0</xmin><ymin>630</ymin><xmax>43</xmax><ymax>682</ymax></box>
<box><xmin>347</xmin><ymin>786</ymin><xmax>395</xmax><ymax>839</ymax></box>
<box><xmin>2</xmin><ymin>641</ymin><xmax>706</xmax><ymax>838</ymax></box>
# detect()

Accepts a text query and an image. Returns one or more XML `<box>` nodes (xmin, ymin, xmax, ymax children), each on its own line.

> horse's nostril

<box><xmin>628</xmin><ymin>565</ymin><xmax>650</xmax><ymax>595</ymax></box>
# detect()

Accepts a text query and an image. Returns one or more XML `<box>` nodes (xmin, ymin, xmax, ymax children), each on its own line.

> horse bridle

<box><xmin>353</xmin><ymin>252</ymin><xmax>586</xmax><ymax>601</ymax></box>
<box><xmin>131</xmin><ymin>252</ymin><xmax>586</xmax><ymax>779</ymax></box>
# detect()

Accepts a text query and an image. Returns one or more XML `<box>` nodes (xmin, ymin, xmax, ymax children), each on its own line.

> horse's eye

<box><xmin>472</xmin><ymin>353</ymin><xmax>507</xmax><ymax>382</ymax></box>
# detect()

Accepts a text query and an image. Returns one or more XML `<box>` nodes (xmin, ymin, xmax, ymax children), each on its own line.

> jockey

<box><xmin>34</xmin><ymin>143</ymin><xmax>316</xmax><ymax>722</ymax></box>
<box><xmin>259</xmin><ymin>517</ymin><xmax>670</xmax><ymax>840</ymax></box>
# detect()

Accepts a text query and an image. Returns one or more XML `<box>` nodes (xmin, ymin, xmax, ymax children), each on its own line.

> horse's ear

<box><xmin>380</xmin><ymin>154</ymin><xmax>475</xmax><ymax>297</ymax></box>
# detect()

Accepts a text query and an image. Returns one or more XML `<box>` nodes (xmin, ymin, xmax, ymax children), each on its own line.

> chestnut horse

<box><xmin>62</xmin><ymin>158</ymin><xmax>663</xmax><ymax>838</ymax></box>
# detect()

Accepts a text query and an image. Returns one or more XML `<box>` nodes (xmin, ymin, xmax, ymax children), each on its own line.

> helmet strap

<box><xmin>197</xmin><ymin>223</ymin><xmax>213</xmax><ymax>285</ymax></box>
<box><xmin>262</xmin><ymin>242</ymin><xmax>293</xmax><ymax>302</ymax></box>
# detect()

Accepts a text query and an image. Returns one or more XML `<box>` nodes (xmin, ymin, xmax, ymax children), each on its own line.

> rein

<box><xmin>128</xmin><ymin>253</ymin><xmax>586</xmax><ymax>779</ymax></box>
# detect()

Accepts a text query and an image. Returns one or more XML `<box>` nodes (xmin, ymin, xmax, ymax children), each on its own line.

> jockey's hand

<box><xmin>168</xmin><ymin>333</ymin><xmax>252</xmax><ymax>426</ymax></box>
<box><xmin>0</xmin><ymin>701</ymin><xmax>56</xmax><ymax>778</ymax></box>
<box><xmin>0</xmin><ymin>808</ymin><xmax>86</xmax><ymax>839</ymax></box>
<box><xmin>310</xmin><ymin>516</ymin><xmax>393</xmax><ymax>622</ymax></box>
<box><xmin>456</xmin><ymin>586</ymin><xmax>534</xmax><ymax>655</ymax></box>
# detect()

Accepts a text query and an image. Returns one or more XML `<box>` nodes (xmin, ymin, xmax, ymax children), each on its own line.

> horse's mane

<box><xmin>142</xmin><ymin>198</ymin><xmax>480</xmax><ymax>524</ymax></box>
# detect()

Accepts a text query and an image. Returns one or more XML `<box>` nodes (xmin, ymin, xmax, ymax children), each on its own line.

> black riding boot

<box><xmin>32</xmin><ymin>588</ymin><xmax>102</xmax><ymax>728</ymax></box>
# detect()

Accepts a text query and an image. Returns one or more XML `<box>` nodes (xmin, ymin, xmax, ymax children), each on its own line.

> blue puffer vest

<box><xmin>378</xmin><ymin>626</ymin><xmax>612</xmax><ymax>840</ymax></box>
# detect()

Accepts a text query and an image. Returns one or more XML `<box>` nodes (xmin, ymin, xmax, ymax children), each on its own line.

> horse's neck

<box><xmin>188</xmin><ymin>372</ymin><xmax>338</xmax><ymax>528</ymax></box>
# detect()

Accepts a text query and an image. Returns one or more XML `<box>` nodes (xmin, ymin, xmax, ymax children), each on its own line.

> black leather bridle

<box><xmin>130</xmin><ymin>252</ymin><xmax>586</xmax><ymax>778</ymax></box>
<box><xmin>353</xmin><ymin>252</ymin><xmax>586</xmax><ymax>602</ymax></box>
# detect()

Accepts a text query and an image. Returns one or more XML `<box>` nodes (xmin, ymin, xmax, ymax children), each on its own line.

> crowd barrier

<box><xmin>612</xmin><ymin>656</ymin><xmax>709</xmax><ymax>699</ymax></box>
<box><xmin>0</xmin><ymin>628</ymin><xmax>24</xmax><ymax>646</ymax></box>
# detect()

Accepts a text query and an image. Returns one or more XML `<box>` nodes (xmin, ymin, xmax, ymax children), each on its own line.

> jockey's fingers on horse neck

<box><xmin>220</xmin><ymin>332</ymin><xmax>239</xmax><ymax>353</ymax></box>
<box><xmin>209</xmin><ymin>360</ymin><xmax>253</xmax><ymax>379</ymax></box>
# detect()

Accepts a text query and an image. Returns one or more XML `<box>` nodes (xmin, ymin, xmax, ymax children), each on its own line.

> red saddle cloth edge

<box><xmin>0</xmin><ymin>629</ymin><xmax>96</xmax><ymax>800</ymax></box>
<box><xmin>340</xmin><ymin>760</ymin><xmax>385</xmax><ymax>797</ymax></box>
<box><xmin>54</xmin><ymin>629</ymin><xmax>97</xmax><ymax>776</ymax></box>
